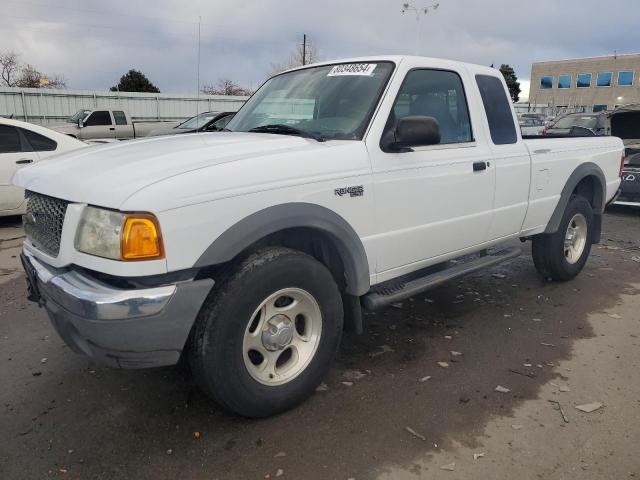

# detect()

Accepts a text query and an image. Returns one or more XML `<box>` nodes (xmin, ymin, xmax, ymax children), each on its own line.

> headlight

<box><xmin>75</xmin><ymin>206</ymin><xmax>164</xmax><ymax>261</ymax></box>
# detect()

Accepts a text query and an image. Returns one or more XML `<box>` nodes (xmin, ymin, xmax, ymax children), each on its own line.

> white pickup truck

<box><xmin>14</xmin><ymin>56</ymin><xmax>623</xmax><ymax>417</ymax></box>
<box><xmin>51</xmin><ymin>109</ymin><xmax>180</xmax><ymax>140</ymax></box>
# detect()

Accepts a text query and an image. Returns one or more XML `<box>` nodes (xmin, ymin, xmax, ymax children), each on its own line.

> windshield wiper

<box><xmin>248</xmin><ymin>124</ymin><xmax>325</xmax><ymax>142</ymax></box>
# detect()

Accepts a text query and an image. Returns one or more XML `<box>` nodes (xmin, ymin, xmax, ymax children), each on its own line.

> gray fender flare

<box><xmin>544</xmin><ymin>162</ymin><xmax>606</xmax><ymax>234</ymax></box>
<box><xmin>194</xmin><ymin>203</ymin><xmax>371</xmax><ymax>296</ymax></box>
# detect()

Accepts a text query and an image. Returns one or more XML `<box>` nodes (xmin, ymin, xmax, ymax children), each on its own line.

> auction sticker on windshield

<box><xmin>327</xmin><ymin>64</ymin><xmax>377</xmax><ymax>76</ymax></box>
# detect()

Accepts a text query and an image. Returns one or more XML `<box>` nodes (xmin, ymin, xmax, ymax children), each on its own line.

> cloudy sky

<box><xmin>1</xmin><ymin>0</ymin><xmax>639</xmax><ymax>100</ymax></box>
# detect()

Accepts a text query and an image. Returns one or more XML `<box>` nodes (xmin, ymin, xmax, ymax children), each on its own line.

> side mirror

<box><xmin>78</xmin><ymin>118</ymin><xmax>84</xmax><ymax>128</ymax></box>
<box><xmin>382</xmin><ymin>116</ymin><xmax>441</xmax><ymax>152</ymax></box>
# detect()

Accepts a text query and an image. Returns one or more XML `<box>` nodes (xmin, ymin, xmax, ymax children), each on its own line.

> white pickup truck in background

<box><xmin>14</xmin><ymin>56</ymin><xmax>623</xmax><ymax>418</ymax></box>
<box><xmin>50</xmin><ymin>109</ymin><xmax>181</xmax><ymax>140</ymax></box>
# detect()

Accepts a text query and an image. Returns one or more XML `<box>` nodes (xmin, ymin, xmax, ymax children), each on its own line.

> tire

<box><xmin>532</xmin><ymin>194</ymin><xmax>594</xmax><ymax>281</ymax></box>
<box><xmin>188</xmin><ymin>247</ymin><xmax>343</xmax><ymax>418</ymax></box>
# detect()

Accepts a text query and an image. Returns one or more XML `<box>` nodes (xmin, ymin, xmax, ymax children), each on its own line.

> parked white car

<box><xmin>0</xmin><ymin>118</ymin><xmax>85</xmax><ymax>217</ymax></box>
<box><xmin>14</xmin><ymin>56</ymin><xmax>623</xmax><ymax>417</ymax></box>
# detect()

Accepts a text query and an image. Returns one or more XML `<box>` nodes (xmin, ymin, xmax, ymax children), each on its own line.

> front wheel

<box><xmin>188</xmin><ymin>247</ymin><xmax>343</xmax><ymax>418</ymax></box>
<box><xmin>532</xmin><ymin>194</ymin><xmax>594</xmax><ymax>281</ymax></box>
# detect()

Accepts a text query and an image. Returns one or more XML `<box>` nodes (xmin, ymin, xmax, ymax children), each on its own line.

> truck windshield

<box><xmin>226</xmin><ymin>62</ymin><xmax>394</xmax><ymax>141</ymax></box>
<box><xmin>68</xmin><ymin>110</ymin><xmax>91</xmax><ymax>123</ymax></box>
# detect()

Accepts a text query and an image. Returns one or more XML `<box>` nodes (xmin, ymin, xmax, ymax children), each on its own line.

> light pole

<box><xmin>401</xmin><ymin>2</ymin><xmax>440</xmax><ymax>55</ymax></box>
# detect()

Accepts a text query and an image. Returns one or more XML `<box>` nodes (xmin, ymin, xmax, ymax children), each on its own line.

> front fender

<box><xmin>194</xmin><ymin>203</ymin><xmax>370</xmax><ymax>296</ymax></box>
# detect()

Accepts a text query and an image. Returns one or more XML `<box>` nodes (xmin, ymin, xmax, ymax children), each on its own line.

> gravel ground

<box><xmin>1</xmin><ymin>206</ymin><xmax>639</xmax><ymax>480</ymax></box>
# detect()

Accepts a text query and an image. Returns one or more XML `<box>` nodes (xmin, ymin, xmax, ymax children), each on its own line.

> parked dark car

<box><xmin>148</xmin><ymin>111</ymin><xmax>235</xmax><ymax>137</ymax></box>
<box><xmin>610</xmin><ymin>105</ymin><xmax>640</xmax><ymax>206</ymax></box>
<box><xmin>543</xmin><ymin>113</ymin><xmax>607</xmax><ymax>137</ymax></box>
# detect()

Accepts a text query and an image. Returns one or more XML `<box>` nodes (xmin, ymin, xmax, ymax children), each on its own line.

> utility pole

<box><xmin>302</xmin><ymin>34</ymin><xmax>307</xmax><ymax>66</ymax></box>
<box><xmin>401</xmin><ymin>2</ymin><xmax>440</xmax><ymax>55</ymax></box>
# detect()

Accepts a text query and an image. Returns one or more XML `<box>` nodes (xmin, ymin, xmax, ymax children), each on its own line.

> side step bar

<box><xmin>362</xmin><ymin>247</ymin><xmax>521</xmax><ymax>311</ymax></box>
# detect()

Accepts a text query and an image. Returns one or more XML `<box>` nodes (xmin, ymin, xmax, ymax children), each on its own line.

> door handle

<box><xmin>473</xmin><ymin>161</ymin><xmax>487</xmax><ymax>172</ymax></box>
<box><xmin>16</xmin><ymin>158</ymin><xmax>34</xmax><ymax>164</ymax></box>
<box><xmin>109</xmin><ymin>127</ymin><xmax>116</xmax><ymax>131</ymax></box>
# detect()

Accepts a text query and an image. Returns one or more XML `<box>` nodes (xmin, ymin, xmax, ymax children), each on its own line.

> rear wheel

<box><xmin>188</xmin><ymin>247</ymin><xmax>343</xmax><ymax>417</ymax></box>
<box><xmin>532</xmin><ymin>194</ymin><xmax>594</xmax><ymax>281</ymax></box>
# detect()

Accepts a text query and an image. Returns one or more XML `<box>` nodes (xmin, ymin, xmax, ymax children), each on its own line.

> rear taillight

<box><xmin>542</xmin><ymin>127</ymin><xmax>548</xmax><ymax>136</ymax></box>
<box><xmin>619</xmin><ymin>154</ymin><xmax>625</xmax><ymax>177</ymax></box>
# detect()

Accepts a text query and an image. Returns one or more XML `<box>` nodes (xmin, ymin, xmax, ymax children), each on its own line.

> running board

<box><xmin>362</xmin><ymin>247</ymin><xmax>522</xmax><ymax>311</ymax></box>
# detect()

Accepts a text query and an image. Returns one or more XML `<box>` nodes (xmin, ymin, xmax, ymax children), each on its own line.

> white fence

<box><xmin>0</xmin><ymin>87</ymin><xmax>248</xmax><ymax>126</ymax></box>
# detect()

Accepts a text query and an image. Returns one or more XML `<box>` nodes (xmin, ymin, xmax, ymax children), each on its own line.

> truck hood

<box><xmin>13</xmin><ymin>132</ymin><xmax>343</xmax><ymax>210</ymax></box>
<box><xmin>49</xmin><ymin>123</ymin><xmax>79</xmax><ymax>134</ymax></box>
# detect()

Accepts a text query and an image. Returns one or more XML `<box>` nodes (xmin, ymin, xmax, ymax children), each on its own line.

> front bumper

<box><xmin>21</xmin><ymin>250</ymin><xmax>214</xmax><ymax>368</ymax></box>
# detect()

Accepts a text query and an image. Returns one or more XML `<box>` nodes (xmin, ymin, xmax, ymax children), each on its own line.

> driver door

<box><xmin>81</xmin><ymin>110</ymin><xmax>115</xmax><ymax>139</ymax></box>
<box><xmin>367</xmin><ymin>66</ymin><xmax>496</xmax><ymax>279</ymax></box>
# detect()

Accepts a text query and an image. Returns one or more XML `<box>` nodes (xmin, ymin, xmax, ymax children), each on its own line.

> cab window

<box><xmin>388</xmin><ymin>69</ymin><xmax>473</xmax><ymax>145</ymax></box>
<box><xmin>85</xmin><ymin>111</ymin><xmax>112</xmax><ymax>126</ymax></box>
<box><xmin>113</xmin><ymin>111</ymin><xmax>127</xmax><ymax>125</ymax></box>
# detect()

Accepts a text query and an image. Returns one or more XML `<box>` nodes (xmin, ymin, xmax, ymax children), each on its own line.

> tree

<box><xmin>0</xmin><ymin>51</ymin><xmax>20</xmax><ymax>86</ymax></box>
<box><xmin>201</xmin><ymin>78</ymin><xmax>251</xmax><ymax>96</ymax></box>
<box><xmin>0</xmin><ymin>51</ymin><xmax>66</xmax><ymax>88</ymax></box>
<box><xmin>110</xmin><ymin>69</ymin><xmax>160</xmax><ymax>93</ymax></box>
<box><xmin>269</xmin><ymin>39</ymin><xmax>321</xmax><ymax>76</ymax></box>
<box><xmin>499</xmin><ymin>64</ymin><xmax>521</xmax><ymax>103</ymax></box>
<box><xmin>15</xmin><ymin>64</ymin><xmax>67</xmax><ymax>89</ymax></box>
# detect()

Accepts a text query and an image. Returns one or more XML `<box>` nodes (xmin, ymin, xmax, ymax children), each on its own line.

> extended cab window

<box><xmin>20</xmin><ymin>129</ymin><xmax>57</xmax><ymax>151</ymax></box>
<box><xmin>113</xmin><ymin>111</ymin><xmax>127</xmax><ymax>125</ymax></box>
<box><xmin>475</xmin><ymin>74</ymin><xmax>518</xmax><ymax>145</ymax></box>
<box><xmin>0</xmin><ymin>125</ymin><xmax>22</xmax><ymax>153</ymax></box>
<box><xmin>389</xmin><ymin>69</ymin><xmax>473</xmax><ymax>144</ymax></box>
<box><xmin>85</xmin><ymin>111</ymin><xmax>112</xmax><ymax>126</ymax></box>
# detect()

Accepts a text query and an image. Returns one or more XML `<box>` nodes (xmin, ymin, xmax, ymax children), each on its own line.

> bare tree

<box><xmin>269</xmin><ymin>40</ymin><xmax>321</xmax><ymax>76</ymax></box>
<box><xmin>0</xmin><ymin>51</ymin><xmax>67</xmax><ymax>89</ymax></box>
<box><xmin>0</xmin><ymin>51</ymin><xmax>20</xmax><ymax>86</ymax></box>
<box><xmin>201</xmin><ymin>78</ymin><xmax>251</xmax><ymax>96</ymax></box>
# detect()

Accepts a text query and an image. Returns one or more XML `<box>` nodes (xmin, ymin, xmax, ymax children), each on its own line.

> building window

<box><xmin>558</xmin><ymin>74</ymin><xmax>571</xmax><ymax>89</ymax></box>
<box><xmin>593</xmin><ymin>104</ymin><xmax>608</xmax><ymax>112</ymax></box>
<box><xmin>618</xmin><ymin>71</ymin><xmax>634</xmax><ymax>86</ymax></box>
<box><xmin>539</xmin><ymin>76</ymin><xmax>553</xmax><ymax>89</ymax></box>
<box><xmin>596</xmin><ymin>72</ymin><xmax>613</xmax><ymax>87</ymax></box>
<box><xmin>577</xmin><ymin>73</ymin><xmax>592</xmax><ymax>88</ymax></box>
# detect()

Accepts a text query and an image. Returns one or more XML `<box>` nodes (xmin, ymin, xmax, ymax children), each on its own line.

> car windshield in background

<box><xmin>226</xmin><ymin>62</ymin><xmax>395</xmax><ymax>140</ymax></box>
<box><xmin>178</xmin><ymin>113</ymin><xmax>218</xmax><ymax>129</ymax></box>
<box><xmin>68</xmin><ymin>110</ymin><xmax>90</xmax><ymax>123</ymax></box>
<box><xmin>553</xmin><ymin>115</ymin><xmax>598</xmax><ymax>129</ymax></box>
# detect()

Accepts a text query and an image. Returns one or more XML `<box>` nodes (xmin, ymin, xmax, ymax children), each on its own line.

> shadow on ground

<box><xmin>1</xmin><ymin>209</ymin><xmax>639</xmax><ymax>479</ymax></box>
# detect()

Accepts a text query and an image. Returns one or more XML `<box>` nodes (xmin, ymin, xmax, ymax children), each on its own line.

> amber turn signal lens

<box><xmin>121</xmin><ymin>214</ymin><xmax>164</xmax><ymax>261</ymax></box>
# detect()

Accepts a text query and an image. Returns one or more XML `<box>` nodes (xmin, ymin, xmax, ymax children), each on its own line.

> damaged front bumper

<box><xmin>21</xmin><ymin>249</ymin><xmax>214</xmax><ymax>368</ymax></box>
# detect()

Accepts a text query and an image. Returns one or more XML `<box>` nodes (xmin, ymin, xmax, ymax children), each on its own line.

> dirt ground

<box><xmin>1</xmin><ymin>207</ymin><xmax>639</xmax><ymax>480</ymax></box>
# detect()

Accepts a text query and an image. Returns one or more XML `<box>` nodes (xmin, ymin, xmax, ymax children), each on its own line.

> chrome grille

<box><xmin>23</xmin><ymin>191</ymin><xmax>69</xmax><ymax>257</ymax></box>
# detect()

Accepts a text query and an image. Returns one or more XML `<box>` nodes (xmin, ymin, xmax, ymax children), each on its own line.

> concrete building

<box><xmin>530</xmin><ymin>53</ymin><xmax>640</xmax><ymax>114</ymax></box>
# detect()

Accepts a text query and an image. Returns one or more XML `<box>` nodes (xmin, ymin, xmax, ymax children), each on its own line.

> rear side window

<box><xmin>475</xmin><ymin>74</ymin><xmax>518</xmax><ymax>145</ymax></box>
<box><xmin>113</xmin><ymin>111</ymin><xmax>127</xmax><ymax>125</ymax></box>
<box><xmin>85</xmin><ymin>111</ymin><xmax>112</xmax><ymax>126</ymax></box>
<box><xmin>0</xmin><ymin>125</ymin><xmax>22</xmax><ymax>153</ymax></box>
<box><xmin>21</xmin><ymin>129</ymin><xmax>57</xmax><ymax>151</ymax></box>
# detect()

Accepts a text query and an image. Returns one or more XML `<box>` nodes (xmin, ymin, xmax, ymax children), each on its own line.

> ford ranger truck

<box><xmin>14</xmin><ymin>57</ymin><xmax>624</xmax><ymax>418</ymax></box>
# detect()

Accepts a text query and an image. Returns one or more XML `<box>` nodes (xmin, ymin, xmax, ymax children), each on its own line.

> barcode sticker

<box><xmin>327</xmin><ymin>64</ymin><xmax>377</xmax><ymax>77</ymax></box>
